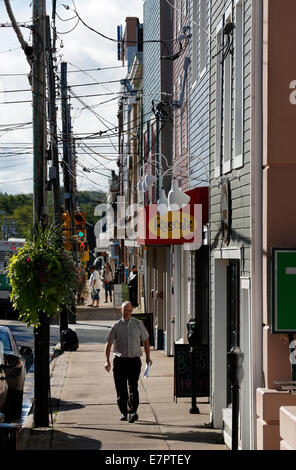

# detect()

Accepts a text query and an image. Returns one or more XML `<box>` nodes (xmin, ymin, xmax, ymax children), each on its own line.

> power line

<box><xmin>0</xmin><ymin>65</ymin><xmax>125</xmax><ymax>77</ymax></box>
<box><xmin>0</xmin><ymin>177</ymin><xmax>33</xmax><ymax>184</ymax></box>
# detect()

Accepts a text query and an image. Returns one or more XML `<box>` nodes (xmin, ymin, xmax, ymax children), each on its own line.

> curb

<box><xmin>17</xmin><ymin>344</ymin><xmax>63</xmax><ymax>451</ymax></box>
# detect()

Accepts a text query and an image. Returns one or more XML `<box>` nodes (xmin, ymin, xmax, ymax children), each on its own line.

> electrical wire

<box><xmin>0</xmin><ymin>66</ymin><xmax>125</xmax><ymax>77</ymax></box>
<box><xmin>0</xmin><ymin>177</ymin><xmax>33</xmax><ymax>185</ymax></box>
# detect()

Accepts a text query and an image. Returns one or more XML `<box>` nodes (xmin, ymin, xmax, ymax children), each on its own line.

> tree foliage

<box><xmin>6</xmin><ymin>222</ymin><xmax>79</xmax><ymax>327</ymax></box>
<box><xmin>0</xmin><ymin>190</ymin><xmax>106</xmax><ymax>239</ymax></box>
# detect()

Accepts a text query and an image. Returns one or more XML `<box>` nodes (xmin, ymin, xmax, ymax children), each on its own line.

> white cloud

<box><xmin>0</xmin><ymin>0</ymin><xmax>143</xmax><ymax>194</ymax></box>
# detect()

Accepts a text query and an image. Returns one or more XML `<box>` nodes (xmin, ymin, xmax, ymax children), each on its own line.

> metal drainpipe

<box><xmin>250</xmin><ymin>0</ymin><xmax>263</xmax><ymax>451</ymax></box>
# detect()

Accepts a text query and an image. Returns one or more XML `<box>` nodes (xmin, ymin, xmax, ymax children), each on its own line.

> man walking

<box><xmin>104</xmin><ymin>301</ymin><xmax>152</xmax><ymax>423</ymax></box>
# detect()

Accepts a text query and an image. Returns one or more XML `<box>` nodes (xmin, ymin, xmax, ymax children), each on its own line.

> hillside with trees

<box><xmin>0</xmin><ymin>190</ymin><xmax>106</xmax><ymax>240</ymax></box>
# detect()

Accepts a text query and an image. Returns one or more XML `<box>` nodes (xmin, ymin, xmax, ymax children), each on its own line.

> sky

<box><xmin>0</xmin><ymin>0</ymin><xmax>143</xmax><ymax>195</ymax></box>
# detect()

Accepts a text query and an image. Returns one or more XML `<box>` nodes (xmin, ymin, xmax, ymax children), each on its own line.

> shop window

<box><xmin>233</xmin><ymin>0</ymin><xmax>244</xmax><ymax>169</ymax></box>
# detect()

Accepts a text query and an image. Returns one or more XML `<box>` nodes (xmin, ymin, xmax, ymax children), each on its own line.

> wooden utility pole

<box><xmin>60</xmin><ymin>62</ymin><xmax>78</xmax><ymax>329</ymax></box>
<box><xmin>46</xmin><ymin>15</ymin><xmax>62</xmax><ymax>225</ymax></box>
<box><xmin>61</xmin><ymin>62</ymin><xmax>71</xmax><ymax>214</ymax></box>
<box><xmin>32</xmin><ymin>0</ymin><xmax>49</xmax><ymax>428</ymax></box>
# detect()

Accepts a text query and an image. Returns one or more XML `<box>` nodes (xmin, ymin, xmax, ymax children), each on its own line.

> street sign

<box><xmin>174</xmin><ymin>344</ymin><xmax>209</xmax><ymax>398</ymax></box>
<box><xmin>272</xmin><ymin>248</ymin><xmax>296</xmax><ymax>333</ymax></box>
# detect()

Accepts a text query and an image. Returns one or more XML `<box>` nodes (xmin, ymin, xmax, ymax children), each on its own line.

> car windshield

<box><xmin>0</xmin><ymin>330</ymin><xmax>12</xmax><ymax>352</ymax></box>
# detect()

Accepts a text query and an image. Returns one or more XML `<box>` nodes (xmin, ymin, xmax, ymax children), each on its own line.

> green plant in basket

<box><xmin>6</xmin><ymin>221</ymin><xmax>79</xmax><ymax>327</ymax></box>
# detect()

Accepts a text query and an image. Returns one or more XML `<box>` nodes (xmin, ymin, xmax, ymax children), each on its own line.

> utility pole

<box><xmin>60</xmin><ymin>62</ymin><xmax>77</xmax><ymax>329</ymax></box>
<box><xmin>61</xmin><ymin>63</ymin><xmax>78</xmax><ymax>261</ymax></box>
<box><xmin>46</xmin><ymin>15</ymin><xmax>62</xmax><ymax>226</ymax></box>
<box><xmin>32</xmin><ymin>0</ymin><xmax>49</xmax><ymax>428</ymax></box>
<box><xmin>5</xmin><ymin>0</ymin><xmax>49</xmax><ymax>428</ymax></box>
<box><xmin>61</xmin><ymin>62</ymin><xmax>71</xmax><ymax>214</ymax></box>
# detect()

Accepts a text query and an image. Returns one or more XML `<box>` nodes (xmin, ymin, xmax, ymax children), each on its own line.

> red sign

<box><xmin>137</xmin><ymin>187</ymin><xmax>208</xmax><ymax>246</ymax></box>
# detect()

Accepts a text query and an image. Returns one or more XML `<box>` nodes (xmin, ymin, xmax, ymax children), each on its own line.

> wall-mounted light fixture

<box><xmin>137</xmin><ymin>153</ymin><xmax>191</xmax><ymax>214</ymax></box>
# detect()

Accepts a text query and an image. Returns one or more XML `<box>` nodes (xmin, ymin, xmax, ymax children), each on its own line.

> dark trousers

<box><xmin>113</xmin><ymin>356</ymin><xmax>141</xmax><ymax>415</ymax></box>
<box><xmin>128</xmin><ymin>287</ymin><xmax>138</xmax><ymax>308</ymax></box>
<box><xmin>105</xmin><ymin>283</ymin><xmax>112</xmax><ymax>301</ymax></box>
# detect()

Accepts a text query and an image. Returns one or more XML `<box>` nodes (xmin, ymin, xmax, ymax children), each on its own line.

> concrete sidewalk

<box><xmin>18</xmin><ymin>340</ymin><xmax>227</xmax><ymax>451</ymax></box>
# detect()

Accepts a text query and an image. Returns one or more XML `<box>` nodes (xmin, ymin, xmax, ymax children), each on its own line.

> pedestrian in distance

<box><xmin>125</xmin><ymin>266</ymin><xmax>129</xmax><ymax>283</ymax></box>
<box><xmin>128</xmin><ymin>265</ymin><xmax>138</xmax><ymax>308</ymax></box>
<box><xmin>104</xmin><ymin>301</ymin><xmax>152</xmax><ymax>423</ymax></box>
<box><xmin>93</xmin><ymin>255</ymin><xmax>102</xmax><ymax>271</ymax></box>
<box><xmin>101</xmin><ymin>263</ymin><xmax>113</xmax><ymax>303</ymax></box>
<box><xmin>88</xmin><ymin>265</ymin><xmax>100</xmax><ymax>307</ymax></box>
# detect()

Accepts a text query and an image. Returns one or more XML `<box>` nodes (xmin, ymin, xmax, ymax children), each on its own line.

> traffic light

<box><xmin>62</xmin><ymin>212</ymin><xmax>72</xmax><ymax>239</ymax></box>
<box><xmin>74</xmin><ymin>211</ymin><xmax>86</xmax><ymax>240</ymax></box>
<box><xmin>62</xmin><ymin>212</ymin><xmax>72</xmax><ymax>251</ymax></box>
<box><xmin>78</xmin><ymin>240</ymin><xmax>88</xmax><ymax>252</ymax></box>
<box><xmin>78</xmin><ymin>240</ymin><xmax>89</xmax><ymax>262</ymax></box>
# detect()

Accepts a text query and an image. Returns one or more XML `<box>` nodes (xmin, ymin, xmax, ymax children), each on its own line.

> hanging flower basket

<box><xmin>6</xmin><ymin>222</ymin><xmax>79</xmax><ymax>327</ymax></box>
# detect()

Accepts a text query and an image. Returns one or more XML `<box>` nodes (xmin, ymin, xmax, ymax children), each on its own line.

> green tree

<box><xmin>12</xmin><ymin>204</ymin><xmax>33</xmax><ymax>239</ymax></box>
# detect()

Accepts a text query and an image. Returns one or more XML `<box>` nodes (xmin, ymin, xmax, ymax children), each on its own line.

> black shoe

<box><xmin>120</xmin><ymin>414</ymin><xmax>127</xmax><ymax>421</ymax></box>
<box><xmin>128</xmin><ymin>412</ymin><xmax>138</xmax><ymax>423</ymax></box>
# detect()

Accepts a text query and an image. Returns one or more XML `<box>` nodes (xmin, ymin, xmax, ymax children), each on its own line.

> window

<box><xmin>192</xmin><ymin>0</ymin><xmax>198</xmax><ymax>85</ymax></box>
<box><xmin>151</xmin><ymin>121</ymin><xmax>157</xmax><ymax>203</ymax></box>
<box><xmin>184</xmin><ymin>79</ymin><xmax>188</xmax><ymax>149</ymax></box>
<box><xmin>223</xmin><ymin>8</ymin><xmax>233</xmax><ymax>174</ymax></box>
<box><xmin>184</xmin><ymin>0</ymin><xmax>188</xmax><ymax>18</ymax></box>
<box><xmin>215</xmin><ymin>7</ymin><xmax>233</xmax><ymax>176</ymax></box>
<box><xmin>177</xmin><ymin>0</ymin><xmax>182</xmax><ymax>33</ymax></box>
<box><xmin>178</xmin><ymin>76</ymin><xmax>182</xmax><ymax>155</ymax></box>
<box><xmin>215</xmin><ymin>20</ymin><xmax>223</xmax><ymax>177</ymax></box>
<box><xmin>199</xmin><ymin>0</ymin><xmax>207</xmax><ymax>76</ymax></box>
<box><xmin>173</xmin><ymin>84</ymin><xmax>177</xmax><ymax>160</ymax></box>
<box><xmin>233</xmin><ymin>0</ymin><xmax>244</xmax><ymax>169</ymax></box>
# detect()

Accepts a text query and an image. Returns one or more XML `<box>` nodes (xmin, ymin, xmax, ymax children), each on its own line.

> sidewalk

<box><xmin>18</xmin><ymin>307</ymin><xmax>227</xmax><ymax>451</ymax></box>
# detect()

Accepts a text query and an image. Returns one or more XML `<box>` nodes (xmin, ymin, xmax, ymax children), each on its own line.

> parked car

<box><xmin>0</xmin><ymin>346</ymin><xmax>8</xmax><ymax>419</ymax></box>
<box><xmin>0</xmin><ymin>326</ymin><xmax>32</xmax><ymax>418</ymax></box>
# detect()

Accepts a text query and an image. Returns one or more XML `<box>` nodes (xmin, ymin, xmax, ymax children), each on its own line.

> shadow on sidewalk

<box><xmin>68</xmin><ymin>424</ymin><xmax>224</xmax><ymax>446</ymax></box>
<box><xmin>50</xmin><ymin>398</ymin><xmax>85</xmax><ymax>412</ymax></box>
<box><xmin>27</xmin><ymin>428</ymin><xmax>102</xmax><ymax>451</ymax></box>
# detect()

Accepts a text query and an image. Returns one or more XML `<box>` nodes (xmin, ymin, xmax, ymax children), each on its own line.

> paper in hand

<box><xmin>143</xmin><ymin>363</ymin><xmax>150</xmax><ymax>378</ymax></box>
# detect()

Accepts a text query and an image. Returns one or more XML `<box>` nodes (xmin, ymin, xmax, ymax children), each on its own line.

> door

<box><xmin>227</xmin><ymin>260</ymin><xmax>240</xmax><ymax>405</ymax></box>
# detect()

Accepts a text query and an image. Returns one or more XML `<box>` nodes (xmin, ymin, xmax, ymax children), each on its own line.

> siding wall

<box><xmin>143</xmin><ymin>0</ymin><xmax>173</xmax><ymax>198</ymax></box>
<box><xmin>172</xmin><ymin>0</ymin><xmax>190</xmax><ymax>191</ymax></box>
<box><xmin>209</xmin><ymin>0</ymin><xmax>252</xmax><ymax>429</ymax></box>
<box><xmin>189</xmin><ymin>0</ymin><xmax>210</xmax><ymax>189</ymax></box>
<box><xmin>209</xmin><ymin>0</ymin><xmax>252</xmax><ymax>270</ymax></box>
<box><xmin>143</xmin><ymin>0</ymin><xmax>161</xmax><ymax>130</ymax></box>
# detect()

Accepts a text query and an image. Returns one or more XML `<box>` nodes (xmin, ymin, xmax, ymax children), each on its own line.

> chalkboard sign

<box><xmin>174</xmin><ymin>344</ymin><xmax>209</xmax><ymax>398</ymax></box>
<box><xmin>132</xmin><ymin>312</ymin><xmax>155</xmax><ymax>347</ymax></box>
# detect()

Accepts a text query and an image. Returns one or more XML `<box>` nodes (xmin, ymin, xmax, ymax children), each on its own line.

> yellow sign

<box><xmin>148</xmin><ymin>211</ymin><xmax>196</xmax><ymax>240</ymax></box>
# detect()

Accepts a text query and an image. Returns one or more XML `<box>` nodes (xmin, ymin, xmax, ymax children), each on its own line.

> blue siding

<box><xmin>143</xmin><ymin>0</ymin><xmax>161</xmax><ymax>129</ymax></box>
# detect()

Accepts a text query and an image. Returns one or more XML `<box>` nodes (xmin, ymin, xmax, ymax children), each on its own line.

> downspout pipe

<box><xmin>250</xmin><ymin>0</ymin><xmax>263</xmax><ymax>450</ymax></box>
